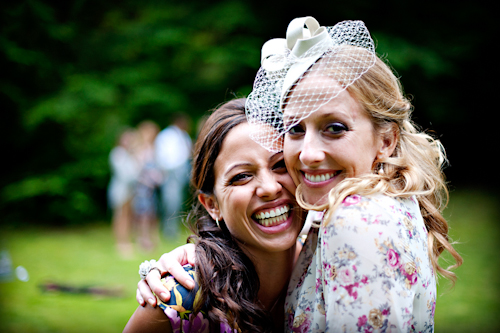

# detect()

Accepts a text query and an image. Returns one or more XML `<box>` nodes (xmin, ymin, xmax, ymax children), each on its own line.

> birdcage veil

<box><xmin>245</xmin><ymin>17</ymin><xmax>376</xmax><ymax>152</ymax></box>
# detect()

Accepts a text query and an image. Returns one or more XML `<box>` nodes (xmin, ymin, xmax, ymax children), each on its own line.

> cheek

<box><xmin>348</xmin><ymin>142</ymin><xmax>379</xmax><ymax>175</ymax></box>
<box><xmin>284</xmin><ymin>157</ymin><xmax>301</xmax><ymax>186</ymax></box>
<box><xmin>277</xmin><ymin>173</ymin><xmax>297</xmax><ymax>194</ymax></box>
<box><xmin>284</xmin><ymin>139</ymin><xmax>301</xmax><ymax>177</ymax></box>
<box><xmin>284</xmin><ymin>137</ymin><xmax>300</xmax><ymax>162</ymax></box>
<box><xmin>214</xmin><ymin>186</ymin><xmax>237</xmax><ymax>219</ymax></box>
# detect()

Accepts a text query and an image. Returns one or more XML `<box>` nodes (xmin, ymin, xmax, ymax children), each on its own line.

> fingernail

<box><xmin>148</xmin><ymin>298</ymin><xmax>155</xmax><ymax>307</ymax></box>
<box><xmin>187</xmin><ymin>280</ymin><xmax>195</xmax><ymax>289</ymax></box>
<box><xmin>160</xmin><ymin>292</ymin><xmax>168</xmax><ymax>301</ymax></box>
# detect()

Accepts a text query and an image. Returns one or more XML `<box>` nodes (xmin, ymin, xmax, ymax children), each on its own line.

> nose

<box><xmin>299</xmin><ymin>131</ymin><xmax>325</xmax><ymax>167</ymax></box>
<box><xmin>256</xmin><ymin>171</ymin><xmax>283</xmax><ymax>200</ymax></box>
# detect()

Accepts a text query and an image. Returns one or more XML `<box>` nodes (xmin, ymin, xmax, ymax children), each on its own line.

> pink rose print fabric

<box><xmin>285</xmin><ymin>194</ymin><xmax>436</xmax><ymax>332</ymax></box>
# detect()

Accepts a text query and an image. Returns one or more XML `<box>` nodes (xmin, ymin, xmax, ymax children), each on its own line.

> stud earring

<box><xmin>216</xmin><ymin>218</ymin><xmax>220</xmax><ymax>228</ymax></box>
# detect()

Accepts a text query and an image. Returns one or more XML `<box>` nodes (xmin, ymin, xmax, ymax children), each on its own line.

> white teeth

<box><xmin>254</xmin><ymin>205</ymin><xmax>290</xmax><ymax>227</ymax></box>
<box><xmin>305</xmin><ymin>172</ymin><xmax>334</xmax><ymax>183</ymax></box>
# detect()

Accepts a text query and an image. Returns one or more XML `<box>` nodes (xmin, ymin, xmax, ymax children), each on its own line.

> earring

<box><xmin>215</xmin><ymin>218</ymin><xmax>220</xmax><ymax>228</ymax></box>
<box><xmin>378</xmin><ymin>163</ymin><xmax>385</xmax><ymax>175</ymax></box>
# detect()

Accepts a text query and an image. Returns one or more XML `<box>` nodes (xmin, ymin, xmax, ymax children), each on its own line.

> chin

<box><xmin>303</xmin><ymin>193</ymin><xmax>329</xmax><ymax>207</ymax></box>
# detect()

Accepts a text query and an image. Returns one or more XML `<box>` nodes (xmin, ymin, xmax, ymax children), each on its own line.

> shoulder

<box><xmin>156</xmin><ymin>265</ymin><xmax>212</xmax><ymax>332</ymax></box>
<box><xmin>321</xmin><ymin>194</ymin><xmax>424</xmax><ymax>248</ymax></box>
<box><xmin>321</xmin><ymin>194</ymin><xmax>428</xmax><ymax>265</ymax></box>
<box><xmin>124</xmin><ymin>304</ymin><xmax>173</xmax><ymax>333</ymax></box>
<box><xmin>158</xmin><ymin>265</ymin><xmax>201</xmax><ymax>314</ymax></box>
<box><xmin>110</xmin><ymin>146</ymin><xmax>126</xmax><ymax>159</ymax></box>
<box><xmin>155</xmin><ymin>127</ymin><xmax>174</xmax><ymax>141</ymax></box>
<box><xmin>329</xmin><ymin>194</ymin><xmax>419</xmax><ymax>225</ymax></box>
<box><xmin>327</xmin><ymin>194</ymin><xmax>391</xmax><ymax>227</ymax></box>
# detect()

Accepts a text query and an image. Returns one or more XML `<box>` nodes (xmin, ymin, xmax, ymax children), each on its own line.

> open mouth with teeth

<box><xmin>253</xmin><ymin>205</ymin><xmax>290</xmax><ymax>227</ymax></box>
<box><xmin>304</xmin><ymin>171</ymin><xmax>341</xmax><ymax>183</ymax></box>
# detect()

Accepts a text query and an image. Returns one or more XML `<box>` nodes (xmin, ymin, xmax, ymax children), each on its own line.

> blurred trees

<box><xmin>1</xmin><ymin>0</ymin><xmax>264</xmax><ymax>224</ymax></box>
<box><xmin>1</xmin><ymin>0</ymin><xmax>494</xmax><ymax>224</ymax></box>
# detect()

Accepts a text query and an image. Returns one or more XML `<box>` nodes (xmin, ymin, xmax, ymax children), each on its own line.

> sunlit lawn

<box><xmin>0</xmin><ymin>223</ymin><xmax>190</xmax><ymax>333</ymax></box>
<box><xmin>0</xmin><ymin>188</ymin><xmax>499</xmax><ymax>332</ymax></box>
<box><xmin>435</xmin><ymin>188</ymin><xmax>500</xmax><ymax>332</ymax></box>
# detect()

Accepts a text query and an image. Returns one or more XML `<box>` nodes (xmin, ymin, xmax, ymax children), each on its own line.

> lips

<box><xmin>253</xmin><ymin>205</ymin><xmax>290</xmax><ymax>227</ymax></box>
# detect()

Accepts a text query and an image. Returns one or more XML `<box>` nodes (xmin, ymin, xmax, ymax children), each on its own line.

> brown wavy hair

<box><xmin>186</xmin><ymin>98</ymin><xmax>274</xmax><ymax>332</ymax></box>
<box><xmin>296</xmin><ymin>46</ymin><xmax>462</xmax><ymax>283</ymax></box>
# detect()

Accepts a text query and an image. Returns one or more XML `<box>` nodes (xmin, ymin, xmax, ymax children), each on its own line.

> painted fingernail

<box><xmin>160</xmin><ymin>292</ymin><xmax>168</xmax><ymax>301</ymax></box>
<box><xmin>148</xmin><ymin>298</ymin><xmax>155</xmax><ymax>307</ymax></box>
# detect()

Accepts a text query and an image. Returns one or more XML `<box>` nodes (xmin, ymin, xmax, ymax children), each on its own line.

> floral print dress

<box><xmin>285</xmin><ymin>194</ymin><xmax>436</xmax><ymax>333</ymax></box>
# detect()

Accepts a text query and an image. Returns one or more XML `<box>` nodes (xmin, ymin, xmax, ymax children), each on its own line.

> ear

<box><xmin>376</xmin><ymin>123</ymin><xmax>398</xmax><ymax>161</ymax></box>
<box><xmin>198</xmin><ymin>193</ymin><xmax>221</xmax><ymax>221</ymax></box>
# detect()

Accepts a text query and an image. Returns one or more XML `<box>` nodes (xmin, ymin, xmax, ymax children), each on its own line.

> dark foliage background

<box><xmin>1</xmin><ymin>0</ymin><xmax>495</xmax><ymax>225</ymax></box>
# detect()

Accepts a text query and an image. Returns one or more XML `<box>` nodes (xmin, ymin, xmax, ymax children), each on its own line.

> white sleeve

<box><xmin>154</xmin><ymin>128</ymin><xmax>191</xmax><ymax>171</ymax></box>
<box><xmin>154</xmin><ymin>130</ymin><xmax>173</xmax><ymax>171</ymax></box>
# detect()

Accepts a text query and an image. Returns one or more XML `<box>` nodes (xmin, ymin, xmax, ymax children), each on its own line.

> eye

<box><xmin>325</xmin><ymin>122</ymin><xmax>348</xmax><ymax>135</ymax></box>
<box><xmin>272</xmin><ymin>159</ymin><xmax>287</xmax><ymax>172</ymax></box>
<box><xmin>287</xmin><ymin>124</ymin><xmax>304</xmax><ymax>135</ymax></box>
<box><xmin>229</xmin><ymin>173</ymin><xmax>251</xmax><ymax>185</ymax></box>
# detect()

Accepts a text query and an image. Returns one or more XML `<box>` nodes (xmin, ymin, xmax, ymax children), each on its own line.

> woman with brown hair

<box><xmin>124</xmin><ymin>98</ymin><xmax>306</xmax><ymax>332</ymax></box>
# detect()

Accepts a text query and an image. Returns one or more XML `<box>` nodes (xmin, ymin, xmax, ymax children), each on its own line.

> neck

<box><xmin>244</xmin><ymin>244</ymin><xmax>296</xmax><ymax>330</ymax></box>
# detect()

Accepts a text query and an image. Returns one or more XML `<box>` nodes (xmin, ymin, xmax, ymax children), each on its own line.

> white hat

<box><xmin>246</xmin><ymin>17</ymin><xmax>376</xmax><ymax>152</ymax></box>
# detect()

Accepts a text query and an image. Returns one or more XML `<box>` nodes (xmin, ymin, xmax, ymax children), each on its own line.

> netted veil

<box><xmin>246</xmin><ymin>17</ymin><xmax>376</xmax><ymax>152</ymax></box>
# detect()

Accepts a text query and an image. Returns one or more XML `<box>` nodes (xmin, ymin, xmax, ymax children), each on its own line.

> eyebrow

<box><xmin>224</xmin><ymin>162</ymin><xmax>252</xmax><ymax>177</ymax></box>
<box><xmin>283</xmin><ymin>112</ymin><xmax>299</xmax><ymax>122</ymax></box>
<box><xmin>285</xmin><ymin>107</ymin><xmax>350</xmax><ymax>124</ymax></box>
<box><xmin>283</xmin><ymin>115</ymin><xmax>300</xmax><ymax>127</ymax></box>
<box><xmin>270</xmin><ymin>151</ymin><xmax>283</xmax><ymax>160</ymax></box>
<box><xmin>225</xmin><ymin>153</ymin><xmax>282</xmax><ymax>175</ymax></box>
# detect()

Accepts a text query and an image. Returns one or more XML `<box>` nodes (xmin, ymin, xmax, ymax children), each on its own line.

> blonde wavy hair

<box><xmin>296</xmin><ymin>48</ymin><xmax>462</xmax><ymax>283</ymax></box>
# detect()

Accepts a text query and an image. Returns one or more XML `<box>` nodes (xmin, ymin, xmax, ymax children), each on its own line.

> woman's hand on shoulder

<box><xmin>136</xmin><ymin>243</ymin><xmax>196</xmax><ymax>307</ymax></box>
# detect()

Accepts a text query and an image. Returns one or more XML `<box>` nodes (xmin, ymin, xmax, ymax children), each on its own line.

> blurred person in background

<box><xmin>108</xmin><ymin>128</ymin><xmax>140</xmax><ymax>258</ymax></box>
<box><xmin>154</xmin><ymin>113</ymin><xmax>192</xmax><ymax>240</ymax></box>
<box><xmin>133</xmin><ymin>120</ymin><xmax>163</xmax><ymax>252</ymax></box>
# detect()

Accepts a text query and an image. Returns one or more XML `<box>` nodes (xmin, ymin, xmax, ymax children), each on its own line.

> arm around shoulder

<box><xmin>123</xmin><ymin>304</ymin><xmax>172</xmax><ymax>333</ymax></box>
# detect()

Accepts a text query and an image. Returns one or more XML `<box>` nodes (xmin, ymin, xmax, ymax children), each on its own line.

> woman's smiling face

<box><xmin>283</xmin><ymin>75</ymin><xmax>384</xmax><ymax>206</ymax></box>
<box><xmin>206</xmin><ymin>122</ymin><xmax>303</xmax><ymax>255</ymax></box>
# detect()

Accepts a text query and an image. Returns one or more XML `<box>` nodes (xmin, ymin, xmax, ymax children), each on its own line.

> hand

<box><xmin>136</xmin><ymin>243</ymin><xmax>197</xmax><ymax>307</ymax></box>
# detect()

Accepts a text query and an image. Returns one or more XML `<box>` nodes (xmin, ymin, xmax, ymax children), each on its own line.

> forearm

<box><xmin>124</xmin><ymin>304</ymin><xmax>172</xmax><ymax>333</ymax></box>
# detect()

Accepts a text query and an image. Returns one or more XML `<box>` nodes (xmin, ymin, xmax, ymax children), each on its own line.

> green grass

<box><xmin>0</xmin><ymin>223</ymin><xmax>190</xmax><ymax>333</ymax></box>
<box><xmin>0</xmin><ymin>188</ymin><xmax>498</xmax><ymax>332</ymax></box>
<box><xmin>435</xmin><ymin>188</ymin><xmax>500</xmax><ymax>332</ymax></box>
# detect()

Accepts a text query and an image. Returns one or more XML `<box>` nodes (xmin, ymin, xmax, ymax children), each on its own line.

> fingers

<box><xmin>136</xmin><ymin>244</ymin><xmax>198</xmax><ymax>305</ymax></box>
<box><xmin>137</xmin><ymin>278</ymin><xmax>158</xmax><ymax>307</ymax></box>
<box><xmin>159</xmin><ymin>243</ymin><xmax>197</xmax><ymax>267</ymax></box>
<box><xmin>145</xmin><ymin>268</ymin><xmax>171</xmax><ymax>303</ymax></box>
<box><xmin>185</xmin><ymin>244</ymin><xmax>197</xmax><ymax>266</ymax></box>
<box><xmin>157</xmin><ymin>244</ymin><xmax>196</xmax><ymax>290</ymax></box>
<box><xmin>136</xmin><ymin>288</ymin><xmax>145</xmax><ymax>307</ymax></box>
